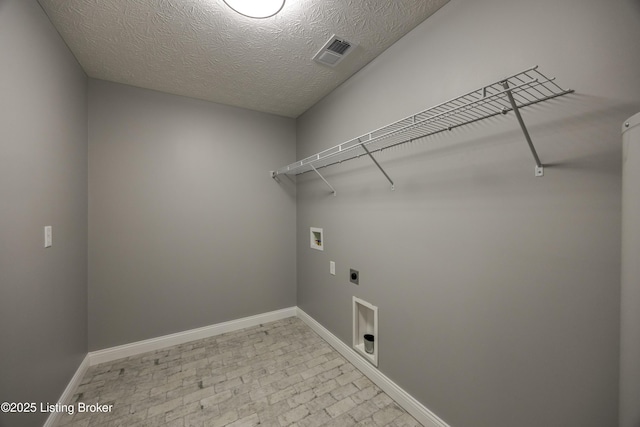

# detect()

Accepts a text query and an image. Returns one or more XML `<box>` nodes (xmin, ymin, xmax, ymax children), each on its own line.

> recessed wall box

<box><xmin>310</xmin><ymin>227</ymin><xmax>323</xmax><ymax>251</ymax></box>
<box><xmin>353</xmin><ymin>297</ymin><xmax>378</xmax><ymax>366</ymax></box>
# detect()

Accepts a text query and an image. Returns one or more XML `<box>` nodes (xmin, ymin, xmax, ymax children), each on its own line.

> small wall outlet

<box><xmin>350</xmin><ymin>269</ymin><xmax>359</xmax><ymax>285</ymax></box>
<box><xmin>310</xmin><ymin>227</ymin><xmax>323</xmax><ymax>251</ymax></box>
<box><xmin>330</xmin><ymin>261</ymin><xmax>336</xmax><ymax>275</ymax></box>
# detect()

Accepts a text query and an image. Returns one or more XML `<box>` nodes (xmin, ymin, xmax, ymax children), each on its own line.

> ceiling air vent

<box><xmin>313</xmin><ymin>35</ymin><xmax>356</xmax><ymax>67</ymax></box>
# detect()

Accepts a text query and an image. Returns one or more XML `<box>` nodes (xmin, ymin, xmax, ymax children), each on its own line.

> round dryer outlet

<box><xmin>350</xmin><ymin>269</ymin><xmax>359</xmax><ymax>285</ymax></box>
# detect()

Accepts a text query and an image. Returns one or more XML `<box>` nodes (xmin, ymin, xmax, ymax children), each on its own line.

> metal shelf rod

<box><xmin>361</xmin><ymin>143</ymin><xmax>395</xmax><ymax>190</ymax></box>
<box><xmin>501</xmin><ymin>80</ymin><xmax>543</xmax><ymax>169</ymax></box>
<box><xmin>310</xmin><ymin>164</ymin><xmax>336</xmax><ymax>195</ymax></box>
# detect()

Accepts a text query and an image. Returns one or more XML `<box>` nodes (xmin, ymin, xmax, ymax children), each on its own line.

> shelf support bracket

<box><xmin>501</xmin><ymin>81</ymin><xmax>544</xmax><ymax>177</ymax></box>
<box><xmin>361</xmin><ymin>143</ymin><xmax>395</xmax><ymax>190</ymax></box>
<box><xmin>310</xmin><ymin>164</ymin><xmax>336</xmax><ymax>195</ymax></box>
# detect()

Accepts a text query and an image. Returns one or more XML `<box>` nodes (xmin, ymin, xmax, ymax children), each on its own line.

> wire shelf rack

<box><xmin>271</xmin><ymin>66</ymin><xmax>573</xmax><ymax>192</ymax></box>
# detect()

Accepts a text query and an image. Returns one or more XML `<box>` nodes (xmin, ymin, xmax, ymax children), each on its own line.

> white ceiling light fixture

<box><xmin>222</xmin><ymin>0</ymin><xmax>285</xmax><ymax>19</ymax></box>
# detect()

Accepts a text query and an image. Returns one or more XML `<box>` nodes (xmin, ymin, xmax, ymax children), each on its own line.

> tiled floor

<box><xmin>54</xmin><ymin>317</ymin><xmax>423</xmax><ymax>427</ymax></box>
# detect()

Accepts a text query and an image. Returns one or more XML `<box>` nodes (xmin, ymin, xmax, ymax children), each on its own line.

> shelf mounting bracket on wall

<box><xmin>501</xmin><ymin>80</ymin><xmax>545</xmax><ymax>177</ymax></box>
<box><xmin>310</xmin><ymin>164</ymin><xmax>336</xmax><ymax>195</ymax></box>
<box><xmin>361</xmin><ymin>142</ymin><xmax>395</xmax><ymax>190</ymax></box>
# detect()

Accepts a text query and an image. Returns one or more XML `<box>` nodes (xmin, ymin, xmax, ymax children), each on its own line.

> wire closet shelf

<box><xmin>271</xmin><ymin>66</ymin><xmax>573</xmax><ymax>190</ymax></box>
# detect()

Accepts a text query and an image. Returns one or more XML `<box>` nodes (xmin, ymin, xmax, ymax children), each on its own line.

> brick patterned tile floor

<box><xmin>54</xmin><ymin>317</ymin><xmax>422</xmax><ymax>427</ymax></box>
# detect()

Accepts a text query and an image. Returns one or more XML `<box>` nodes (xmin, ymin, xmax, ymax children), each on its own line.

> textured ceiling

<box><xmin>38</xmin><ymin>0</ymin><xmax>449</xmax><ymax>118</ymax></box>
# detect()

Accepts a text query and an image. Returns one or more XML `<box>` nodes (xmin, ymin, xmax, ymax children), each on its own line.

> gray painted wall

<box><xmin>295</xmin><ymin>1</ymin><xmax>640</xmax><ymax>427</ymax></box>
<box><xmin>0</xmin><ymin>1</ymin><xmax>88</xmax><ymax>427</ymax></box>
<box><xmin>88</xmin><ymin>80</ymin><xmax>296</xmax><ymax>351</ymax></box>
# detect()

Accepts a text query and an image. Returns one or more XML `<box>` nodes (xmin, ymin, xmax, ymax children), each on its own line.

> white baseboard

<box><xmin>43</xmin><ymin>354</ymin><xmax>90</xmax><ymax>427</ymax></box>
<box><xmin>88</xmin><ymin>307</ymin><xmax>297</xmax><ymax>366</ymax></box>
<box><xmin>296</xmin><ymin>308</ymin><xmax>451</xmax><ymax>427</ymax></box>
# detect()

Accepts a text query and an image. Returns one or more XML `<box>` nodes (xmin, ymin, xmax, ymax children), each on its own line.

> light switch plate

<box><xmin>330</xmin><ymin>261</ymin><xmax>336</xmax><ymax>275</ymax></box>
<box><xmin>44</xmin><ymin>226</ymin><xmax>52</xmax><ymax>248</ymax></box>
